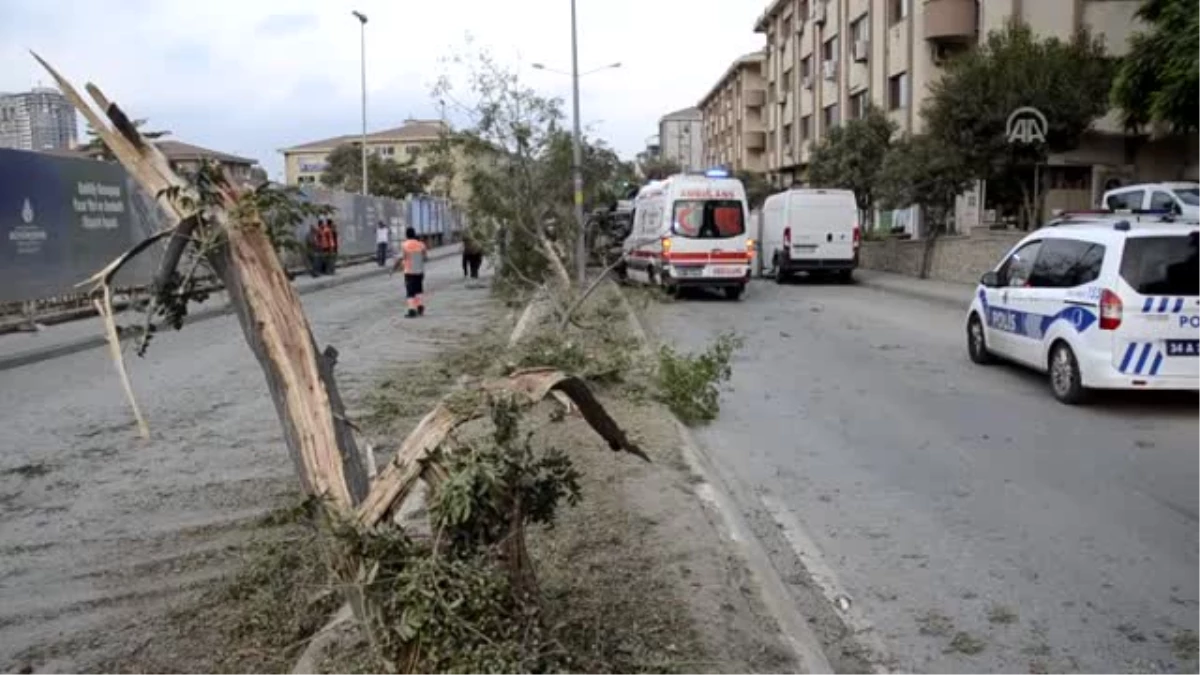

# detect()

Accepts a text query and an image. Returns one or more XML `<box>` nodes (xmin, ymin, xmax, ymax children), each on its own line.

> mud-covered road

<box><xmin>0</xmin><ymin>257</ymin><xmax>493</xmax><ymax>671</ymax></box>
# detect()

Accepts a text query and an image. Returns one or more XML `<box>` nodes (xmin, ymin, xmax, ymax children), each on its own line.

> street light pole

<box><xmin>569</xmin><ymin>0</ymin><xmax>586</xmax><ymax>286</ymax></box>
<box><xmin>352</xmin><ymin>10</ymin><xmax>369</xmax><ymax>196</ymax></box>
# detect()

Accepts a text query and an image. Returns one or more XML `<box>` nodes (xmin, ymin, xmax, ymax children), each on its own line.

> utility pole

<box><xmin>570</xmin><ymin>0</ymin><xmax>586</xmax><ymax>286</ymax></box>
<box><xmin>352</xmin><ymin>10</ymin><xmax>369</xmax><ymax>196</ymax></box>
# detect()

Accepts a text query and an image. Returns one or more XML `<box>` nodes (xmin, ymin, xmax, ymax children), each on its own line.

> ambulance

<box><xmin>621</xmin><ymin>169</ymin><xmax>754</xmax><ymax>300</ymax></box>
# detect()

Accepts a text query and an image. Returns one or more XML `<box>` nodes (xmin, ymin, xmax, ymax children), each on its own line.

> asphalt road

<box><xmin>0</xmin><ymin>256</ymin><xmax>493</xmax><ymax>671</ymax></box>
<box><xmin>640</xmin><ymin>278</ymin><xmax>1198</xmax><ymax>673</ymax></box>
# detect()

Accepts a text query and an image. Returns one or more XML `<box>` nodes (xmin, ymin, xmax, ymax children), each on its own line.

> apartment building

<box><xmin>658</xmin><ymin>107</ymin><xmax>704</xmax><ymax>172</ymax></box>
<box><xmin>698</xmin><ymin>51</ymin><xmax>768</xmax><ymax>174</ymax></box>
<box><xmin>280</xmin><ymin>119</ymin><xmax>472</xmax><ymax>203</ymax></box>
<box><xmin>753</xmin><ymin>0</ymin><xmax>1196</xmax><ymax>202</ymax></box>
<box><xmin>0</xmin><ymin>88</ymin><xmax>77</xmax><ymax>151</ymax></box>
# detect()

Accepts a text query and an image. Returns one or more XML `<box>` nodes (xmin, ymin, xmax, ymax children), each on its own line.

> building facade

<box><xmin>753</xmin><ymin>0</ymin><xmax>1197</xmax><ymax>202</ymax></box>
<box><xmin>0</xmin><ymin>88</ymin><xmax>77</xmax><ymax>151</ymax></box>
<box><xmin>658</xmin><ymin>108</ymin><xmax>704</xmax><ymax>172</ymax></box>
<box><xmin>698</xmin><ymin>51</ymin><xmax>768</xmax><ymax>174</ymax></box>
<box><xmin>280</xmin><ymin>119</ymin><xmax>471</xmax><ymax>203</ymax></box>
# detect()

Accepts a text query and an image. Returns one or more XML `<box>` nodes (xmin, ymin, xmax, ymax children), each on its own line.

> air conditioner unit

<box><xmin>802</xmin><ymin>75</ymin><xmax>813</xmax><ymax>90</ymax></box>
<box><xmin>810</xmin><ymin>1</ymin><xmax>826</xmax><ymax>24</ymax></box>
<box><xmin>853</xmin><ymin>40</ymin><xmax>870</xmax><ymax>62</ymax></box>
<box><xmin>822</xmin><ymin>60</ymin><xmax>838</xmax><ymax>81</ymax></box>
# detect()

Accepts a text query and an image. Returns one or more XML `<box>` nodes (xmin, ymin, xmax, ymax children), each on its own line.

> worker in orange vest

<box><xmin>313</xmin><ymin>218</ymin><xmax>338</xmax><ymax>276</ymax></box>
<box><xmin>391</xmin><ymin>227</ymin><xmax>428</xmax><ymax>317</ymax></box>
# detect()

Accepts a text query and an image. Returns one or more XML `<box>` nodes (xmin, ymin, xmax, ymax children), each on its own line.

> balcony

<box><xmin>924</xmin><ymin>0</ymin><xmax>977</xmax><ymax>43</ymax></box>
<box><xmin>745</xmin><ymin>88</ymin><xmax>766</xmax><ymax>107</ymax></box>
<box><xmin>744</xmin><ymin>131</ymin><xmax>767</xmax><ymax>150</ymax></box>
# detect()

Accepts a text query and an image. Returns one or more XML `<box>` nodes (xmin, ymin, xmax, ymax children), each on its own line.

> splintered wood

<box><xmin>357</xmin><ymin>368</ymin><xmax>649</xmax><ymax>528</ymax></box>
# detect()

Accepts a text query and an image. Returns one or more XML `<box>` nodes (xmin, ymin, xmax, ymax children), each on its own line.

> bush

<box><xmin>654</xmin><ymin>332</ymin><xmax>743</xmax><ymax>425</ymax></box>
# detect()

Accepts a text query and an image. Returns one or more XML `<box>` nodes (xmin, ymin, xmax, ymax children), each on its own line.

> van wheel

<box><xmin>773</xmin><ymin>255</ymin><xmax>789</xmax><ymax>285</ymax></box>
<box><xmin>967</xmin><ymin>314</ymin><xmax>993</xmax><ymax>365</ymax></box>
<box><xmin>724</xmin><ymin>286</ymin><xmax>744</xmax><ymax>301</ymax></box>
<box><xmin>837</xmin><ymin>269</ymin><xmax>854</xmax><ymax>284</ymax></box>
<box><xmin>1049</xmin><ymin>342</ymin><xmax>1087</xmax><ymax>404</ymax></box>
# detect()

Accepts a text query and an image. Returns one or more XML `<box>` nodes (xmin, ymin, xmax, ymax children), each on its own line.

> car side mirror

<box><xmin>980</xmin><ymin>271</ymin><xmax>1000</xmax><ymax>287</ymax></box>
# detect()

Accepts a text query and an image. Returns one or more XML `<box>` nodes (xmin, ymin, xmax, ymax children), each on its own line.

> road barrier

<box><xmin>0</xmin><ymin>147</ymin><xmax>464</xmax><ymax>308</ymax></box>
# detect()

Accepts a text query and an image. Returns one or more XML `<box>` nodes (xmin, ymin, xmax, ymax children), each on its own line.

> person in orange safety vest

<box><xmin>390</xmin><ymin>227</ymin><xmax>428</xmax><ymax>317</ymax></box>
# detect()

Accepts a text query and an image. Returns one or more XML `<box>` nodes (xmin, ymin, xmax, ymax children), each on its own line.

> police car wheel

<box><xmin>967</xmin><ymin>314</ymin><xmax>993</xmax><ymax>365</ymax></box>
<box><xmin>1049</xmin><ymin>342</ymin><xmax>1086</xmax><ymax>404</ymax></box>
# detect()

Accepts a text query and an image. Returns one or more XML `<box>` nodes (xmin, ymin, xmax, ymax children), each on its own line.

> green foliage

<box><xmin>243</xmin><ymin>181</ymin><xmax>335</xmax><ymax>253</ymax></box>
<box><xmin>922</xmin><ymin>19</ymin><xmax>1112</xmax><ymax>179</ymax></box>
<box><xmin>877</xmin><ymin>134</ymin><xmax>973</xmax><ymax>234</ymax></box>
<box><xmin>320</xmin><ymin>143</ymin><xmax>433</xmax><ymax>198</ymax></box>
<box><xmin>807</xmin><ymin>105</ymin><xmax>897</xmax><ymax>215</ymax></box>
<box><xmin>655</xmin><ymin>331</ymin><xmax>743</xmax><ymax>425</ymax></box>
<box><xmin>1111</xmin><ymin>0</ymin><xmax>1199</xmax><ymax>134</ymax></box>
<box><xmin>734</xmin><ymin>170</ymin><xmax>773</xmax><ymax>210</ymax></box>
<box><xmin>341</xmin><ymin>396</ymin><xmax>582</xmax><ymax>673</ymax></box>
<box><xmin>639</xmin><ymin>156</ymin><xmax>682</xmax><ymax>181</ymax></box>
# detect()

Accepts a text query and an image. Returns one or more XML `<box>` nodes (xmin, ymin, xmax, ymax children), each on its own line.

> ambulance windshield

<box><xmin>671</xmin><ymin>200</ymin><xmax>745</xmax><ymax>239</ymax></box>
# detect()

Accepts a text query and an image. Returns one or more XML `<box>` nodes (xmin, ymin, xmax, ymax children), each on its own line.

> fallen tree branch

<box><xmin>356</xmin><ymin>368</ymin><xmax>648</xmax><ymax>528</ymax></box>
<box><xmin>93</xmin><ymin>285</ymin><xmax>148</xmax><ymax>439</ymax></box>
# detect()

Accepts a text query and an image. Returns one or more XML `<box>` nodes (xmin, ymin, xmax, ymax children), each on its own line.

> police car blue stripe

<box><xmin>1119</xmin><ymin>343</ymin><xmax>1138</xmax><ymax>373</ymax></box>
<box><xmin>1143</xmin><ymin>298</ymin><xmax>1154</xmax><ymax>312</ymax></box>
<box><xmin>1158</xmin><ymin>297</ymin><xmax>1170</xmax><ymax>313</ymax></box>
<box><xmin>1173</xmin><ymin>298</ymin><xmax>1185</xmax><ymax>313</ymax></box>
<box><xmin>1149</xmin><ymin>352</ymin><xmax>1164</xmax><ymax>376</ymax></box>
<box><xmin>1134</xmin><ymin>343</ymin><xmax>1153</xmax><ymax>374</ymax></box>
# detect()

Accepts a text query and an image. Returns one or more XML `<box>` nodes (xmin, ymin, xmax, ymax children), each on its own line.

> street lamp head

<box><xmin>351</xmin><ymin>10</ymin><xmax>368</xmax><ymax>23</ymax></box>
<box><xmin>531</xmin><ymin>63</ymin><xmax>546</xmax><ymax>70</ymax></box>
<box><xmin>608</xmin><ymin>62</ymin><xmax>622</xmax><ymax>69</ymax></box>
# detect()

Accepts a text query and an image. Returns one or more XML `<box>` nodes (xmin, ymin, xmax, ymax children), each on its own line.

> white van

<box><xmin>622</xmin><ymin>170</ymin><xmax>753</xmax><ymax>299</ymax></box>
<box><xmin>1102</xmin><ymin>182</ymin><xmax>1199</xmax><ymax>221</ymax></box>
<box><xmin>759</xmin><ymin>188</ymin><xmax>860</xmax><ymax>283</ymax></box>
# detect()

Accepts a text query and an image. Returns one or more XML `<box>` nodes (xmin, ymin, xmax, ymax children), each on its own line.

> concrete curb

<box><xmin>854</xmin><ymin>271</ymin><xmax>973</xmax><ymax>311</ymax></box>
<box><xmin>612</xmin><ymin>283</ymin><xmax>835</xmax><ymax>675</ymax></box>
<box><xmin>0</xmin><ymin>245</ymin><xmax>462</xmax><ymax>373</ymax></box>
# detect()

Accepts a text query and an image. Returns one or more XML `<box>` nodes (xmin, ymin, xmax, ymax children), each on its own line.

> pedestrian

<box><xmin>376</xmin><ymin>221</ymin><xmax>390</xmax><ymax>267</ymax></box>
<box><xmin>305</xmin><ymin>220</ymin><xmax>322</xmax><ymax>277</ymax></box>
<box><xmin>463</xmin><ymin>234</ymin><xmax>484</xmax><ymax>280</ymax></box>
<box><xmin>315</xmin><ymin>218</ymin><xmax>337</xmax><ymax>276</ymax></box>
<box><xmin>326</xmin><ymin>217</ymin><xmax>340</xmax><ymax>275</ymax></box>
<box><xmin>391</xmin><ymin>226</ymin><xmax>428</xmax><ymax>318</ymax></box>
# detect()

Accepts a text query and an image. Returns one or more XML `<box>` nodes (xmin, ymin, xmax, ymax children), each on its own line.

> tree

<box><xmin>734</xmin><ymin>170</ymin><xmax>772</xmax><ymax>210</ymax></box>
<box><xmin>639</xmin><ymin>156</ymin><xmax>681</xmax><ymax>180</ymax></box>
<box><xmin>542</xmin><ymin>131</ymin><xmax>638</xmax><ymax>211</ymax></box>
<box><xmin>806</xmin><ymin>105</ymin><xmax>897</xmax><ymax>221</ymax></box>
<box><xmin>877</xmin><ymin>134</ymin><xmax>974</xmax><ymax>277</ymax></box>
<box><xmin>1111</xmin><ymin>0</ymin><xmax>1199</xmax><ymax>136</ymax></box>
<box><xmin>81</xmin><ymin>118</ymin><xmax>169</xmax><ymax>161</ymax></box>
<box><xmin>320</xmin><ymin>143</ymin><xmax>431</xmax><ymax>199</ymax></box>
<box><xmin>921</xmin><ymin>19</ymin><xmax>1113</xmax><ymax>227</ymax></box>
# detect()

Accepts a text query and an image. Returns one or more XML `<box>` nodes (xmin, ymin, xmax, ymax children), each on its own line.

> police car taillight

<box><xmin>1099</xmin><ymin>289</ymin><xmax>1123</xmax><ymax>330</ymax></box>
<box><xmin>783</xmin><ymin>227</ymin><xmax>792</xmax><ymax>247</ymax></box>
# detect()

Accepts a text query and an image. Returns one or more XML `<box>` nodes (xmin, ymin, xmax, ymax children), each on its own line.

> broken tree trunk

<box><xmin>35</xmin><ymin>54</ymin><xmax>368</xmax><ymax>513</ymax></box>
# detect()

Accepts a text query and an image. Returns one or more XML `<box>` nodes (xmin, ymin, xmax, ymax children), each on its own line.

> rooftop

<box><xmin>660</xmin><ymin>106</ymin><xmax>702</xmax><ymax>123</ymax></box>
<box><xmin>40</xmin><ymin>140</ymin><xmax>256</xmax><ymax>165</ymax></box>
<box><xmin>698</xmin><ymin>50</ymin><xmax>766</xmax><ymax>108</ymax></box>
<box><xmin>281</xmin><ymin>119</ymin><xmax>449</xmax><ymax>153</ymax></box>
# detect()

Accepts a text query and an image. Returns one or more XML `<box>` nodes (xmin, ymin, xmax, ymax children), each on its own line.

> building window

<box><xmin>888</xmin><ymin>72</ymin><xmax>909</xmax><ymax>110</ymax></box>
<box><xmin>850</xmin><ymin>14</ymin><xmax>868</xmax><ymax>43</ymax></box>
<box><xmin>850</xmin><ymin>90</ymin><xmax>870</xmax><ymax>119</ymax></box>
<box><xmin>783</xmin><ymin>123</ymin><xmax>793</xmax><ymax>153</ymax></box>
<box><xmin>800</xmin><ymin>115</ymin><xmax>812</xmax><ymax>141</ymax></box>
<box><xmin>823</xmin><ymin>36</ymin><xmax>839</xmax><ymax>63</ymax></box>
<box><xmin>377</xmin><ymin>145</ymin><xmax>394</xmax><ymax>157</ymax></box>
<box><xmin>782</xmin><ymin>66</ymin><xmax>794</xmax><ymax>93</ymax></box>
<box><xmin>823</xmin><ymin>103</ymin><xmax>840</xmax><ymax>129</ymax></box>
<box><xmin>406</xmin><ymin>146</ymin><xmax>420</xmax><ymax>157</ymax></box>
<box><xmin>800</xmin><ymin>55</ymin><xmax>812</xmax><ymax>79</ymax></box>
<box><xmin>889</xmin><ymin>0</ymin><xmax>909</xmax><ymax>25</ymax></box>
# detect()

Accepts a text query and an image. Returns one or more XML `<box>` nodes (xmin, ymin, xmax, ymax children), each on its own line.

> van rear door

<box><xmin>788</xmin><ymin>192</ymin><xmax>856</xmax><ymax>262</ymax></box>
<box><xmin>1112</xmin><ymin>232</ymin><xmax>1200</xmax><ymax>379</ymax></box>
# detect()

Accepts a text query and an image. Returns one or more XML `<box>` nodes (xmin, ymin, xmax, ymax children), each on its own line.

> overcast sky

<box><xmin>1</xmin><ymin>0</ymin><xmax>765</xmax><ymax>178</ymax></box>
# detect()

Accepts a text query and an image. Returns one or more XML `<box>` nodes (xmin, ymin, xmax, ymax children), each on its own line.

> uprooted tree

<box><xmin>34</xmin><ymin>52</ymin><xmax>650</xmax><ymax>671</ymax></box>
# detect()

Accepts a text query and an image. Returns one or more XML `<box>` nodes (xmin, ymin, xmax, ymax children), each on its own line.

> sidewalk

<box><xmin>854</xmin><ymin>268</ymin><xmax>975</xmax><ymax>309</ymax></box>
<box><xmin>0</xmin><ymin>244</ymin><xmax>461</xmax><ymax>372</ymax></box>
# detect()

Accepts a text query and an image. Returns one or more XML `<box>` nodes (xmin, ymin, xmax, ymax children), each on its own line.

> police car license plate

<box><xmin>1165</xmin><ymin>339</ymin><xmax>1199</xmax><ymax>357</ymax></box>
<box><xmin>712</xmin><ymin>266</ymin><xmax>744</xmax><ymax>277</ymax></box>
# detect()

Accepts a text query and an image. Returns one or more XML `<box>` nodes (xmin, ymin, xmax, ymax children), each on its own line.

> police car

<box><xmin>965</xmin><ymin>210</ymin><xmax>1199</xmax><ymax>403</ymax></box>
